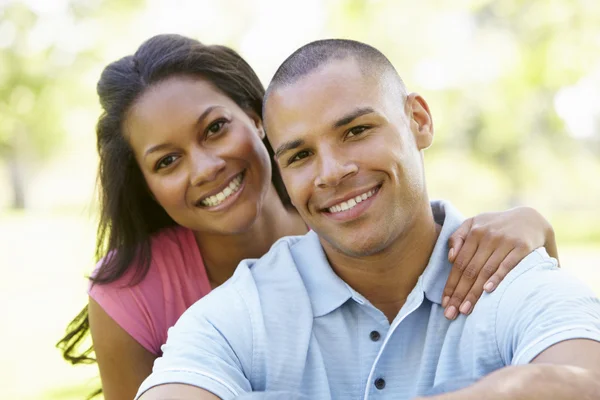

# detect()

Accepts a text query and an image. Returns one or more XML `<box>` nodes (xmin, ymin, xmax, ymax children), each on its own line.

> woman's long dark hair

<box><xmin>56</xmin><ymin>34</ymin><xmax>289</xmax><ymax>394</ymax></box>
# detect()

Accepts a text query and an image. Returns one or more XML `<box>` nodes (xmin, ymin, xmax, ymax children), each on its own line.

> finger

<box><xmin>447</xmin><ymin>218</ymin><xmax>472</xmax><ymax>262</ymax></box>
<box><xmin>446</xmin><ymin>242</ymin><xmax>495</xmax><ymax>317</ymax></box>
<box><xmin>456</xmin><ymin>243</ymin><xmax>514</xmax><ymax>315</ymax></box>
<box><xmin>484</xmin><ymin>246</ymin><xmax>528</xmax><ymax>292</ymax></box>
<box><xmin>442</xmin><ymin>233</ymin><xmax>478</xmax><ymax>310</ymax></box>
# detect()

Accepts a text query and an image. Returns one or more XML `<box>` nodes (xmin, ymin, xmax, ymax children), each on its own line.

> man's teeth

<box><xmin>200</xmin><ymin>174</ymin><xmax>243</xmax><ymax>207</ymax></box>
<box><xmin>327</xmin><ymin>188</ymin><xmax>377</xmax><ymax>213</ymax></box>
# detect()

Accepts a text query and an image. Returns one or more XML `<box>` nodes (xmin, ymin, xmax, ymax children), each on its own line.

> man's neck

<box><xmin>324</xmin><ymin>203</ymin><xmax>441</xmax><ymax>323</ymax></box>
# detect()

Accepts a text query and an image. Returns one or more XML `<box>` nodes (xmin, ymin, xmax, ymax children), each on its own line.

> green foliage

<box><xmin>1</xmin><ymin>3</ymin><xmax>62</xmax><ymax>158</ymax></box>
<box><xmin>0</xmin><ymin>0</ymin><xmax>147</xmax><ymax>208</ymax></box>
<box><xmin>0</xmin><ymin>0</ymin><xmax>146</xmax><ymax>160</ymax></box>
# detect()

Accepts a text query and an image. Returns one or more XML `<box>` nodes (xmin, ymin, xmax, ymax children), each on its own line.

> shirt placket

<box><xmin>362</xmin><ymin>288</ymin><xmax>425</xmax><ymax>400</ymax></box>
<box><xmin>354</xmin><ymin>300</ymin><xmax>390</xmax><ymax>398</ymax></box>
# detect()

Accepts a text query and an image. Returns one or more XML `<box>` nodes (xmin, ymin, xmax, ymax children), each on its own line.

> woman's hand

<box><xmin>442</xmin><ymin>206</ymin><xmax>558</xmax><ymax>320</ymax></box>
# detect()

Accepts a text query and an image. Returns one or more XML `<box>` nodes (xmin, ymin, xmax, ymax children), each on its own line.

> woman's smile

<box><xmin>196</xmin><ymin>170</ymin><xmax>246</xmax><ymax>210</ymax></box>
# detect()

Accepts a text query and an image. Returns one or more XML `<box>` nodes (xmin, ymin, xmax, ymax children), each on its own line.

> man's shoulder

<box><xmin>495</xmin><ymin>247</ymin><xmax>568</xmax><ymax>297</ymax></box>
<box><xmin>468</xmin><ymin>248</ymin><xmax>561</xmax><ymax>320</ymax></box>
<box><xmin>170</xmin><ymin>232</ymin><xmax>316</xmax><ymax>365</ymax></box>
<box><xmin>500</xmin><ymin>247</ymin><xmax>559</xmax><ymax>287</ymax></box>
<box><xmin>246</xmin><ymin>232</ymin><xmax>316</xmax><ymax>270</ymax></box>
<box><xmin>482</xmin><ymin>248</ymin><xmax>600</xmax><ymax>365</ymax></box>
<box><xmin>183</xmin><ymin>232</ymin><xmax>317</xmax><ymax>322</ymax></box>
<box><xmin>233</xmin><ymin>231</ymin><xmax>319</xmax><ymax>286</ymax></box>
<box><xmin>478</xmin><ymin>247</ymin><xmax>597</xmax><ymax>321</ymax></box>
<box><xmin>462</xmin><ymin>248</ymin><xmax>599</xmax><ymax>364</ymax></box>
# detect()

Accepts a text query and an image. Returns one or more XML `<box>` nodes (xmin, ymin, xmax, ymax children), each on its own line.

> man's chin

<box><xmin>320</xmin><ymin>232</ymin><xmax>388</xmax><ymax>259</ymax></box>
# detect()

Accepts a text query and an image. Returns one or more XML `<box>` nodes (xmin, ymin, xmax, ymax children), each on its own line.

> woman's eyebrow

<box><xmin>144</xmin><ymin>105</ymin><xmax>225</xmax><ymax>158</ymax></box>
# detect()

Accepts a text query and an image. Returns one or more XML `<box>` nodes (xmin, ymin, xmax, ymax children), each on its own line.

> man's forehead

<box><xmin>265</xmin><ymin>60</ymin><xmax>381</xmax><ymax>132</ymax></box>
<box><xmin>271</xmin><ymin>58</ymin><xmax>371</xmax><ymax>101</ymax></box>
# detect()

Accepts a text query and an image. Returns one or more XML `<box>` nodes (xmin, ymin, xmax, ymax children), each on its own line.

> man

<box><xmin>136</xmin><ymin>39</ymin><xmax>600</xmax><ymax>399</ymax></box>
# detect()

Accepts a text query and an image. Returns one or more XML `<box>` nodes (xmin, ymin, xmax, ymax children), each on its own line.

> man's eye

<box><xmin>206</xmin><ymin>119</ymin><xmax>228</xmax><ymax>136</ymax></box>
<box><xmin>289</xmin><ymin>150</ymin><xmax>311</xmax><ymax>164</ymax></box>
<box><xmin>347</xmin><ymin>125</ymin><xmax>369</xmax><ymax>138</ymax></box>
<box><xmin>155</xmin><ymin>155</ymin><xmax>179</xmax><ymax>170</ymax></box>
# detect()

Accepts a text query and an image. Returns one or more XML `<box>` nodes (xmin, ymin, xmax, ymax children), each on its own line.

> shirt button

<box><xmin>369</xmin><ymin>330</ymin><xmax>381</xmax><ymax>342</ymax></box>
<box><xmin>374</xmin><ymin>377</ymin><xmax>386</xmax><ymax>390</ymax></box>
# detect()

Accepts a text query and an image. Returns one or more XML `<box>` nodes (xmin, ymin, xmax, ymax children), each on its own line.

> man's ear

<box><xmin>246</xmin><ymin>110</ymin><xmax>266</xmax><ymax>139</ymax></box>
<box><xmin>405</xmin><ymin>93</ymin><xmax>434</xmax><ymax>150</ymax></box>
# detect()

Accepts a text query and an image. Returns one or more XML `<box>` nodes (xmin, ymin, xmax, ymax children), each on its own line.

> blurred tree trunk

<box><xmin>8</xmin><ymin>153</ymin><xmax>26</xmax><ymax>209</ymax></box>
<box><xmin>2</xmin><ymin>134</ymin><xmax>27</xmax><ymax>209</ymax></box>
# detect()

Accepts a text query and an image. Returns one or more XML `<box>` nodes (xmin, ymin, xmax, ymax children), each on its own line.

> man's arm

<box><xmin>419</xmin><ymin>339</ymin><xmax>600</xmax><ymax>400</ymax></box>
<box><xmin>419</xmin><ymin>252</ymin><xmax>600</xmax><ymax>400</ymax></box>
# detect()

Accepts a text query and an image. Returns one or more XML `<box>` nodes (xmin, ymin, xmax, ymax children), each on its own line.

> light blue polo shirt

<box><xmin>137</xmin><ymin>201</ymin><xmax>600</xmax><ymax>400</ymax></box>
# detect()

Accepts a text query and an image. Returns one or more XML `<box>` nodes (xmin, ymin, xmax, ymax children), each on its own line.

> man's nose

<box><xmin>314</xmin><ymin>148</ymin><xmax>358</xmax><ymax>188</ymax></box>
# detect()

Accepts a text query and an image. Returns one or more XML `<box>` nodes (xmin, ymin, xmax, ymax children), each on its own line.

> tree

<box><xmin>0</xmin><ymin>0</ymin><xmax>144</xmax><ymax>209</ymax></box>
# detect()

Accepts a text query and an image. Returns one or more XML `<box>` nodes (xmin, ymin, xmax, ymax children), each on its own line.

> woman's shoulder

<box><xmin>93</xmin><ymin>225</ymin><xmax>202</xmax><ymax>283</ymax></box>
<box><xmin>88</xmin><ymin>225</ymin><xmax>211</xmax><ymax>354</ymax></box>
<box><xmin>89</xmin><ymin>225</ymin><xmax>210</xmax><ymax>302</ymax></box>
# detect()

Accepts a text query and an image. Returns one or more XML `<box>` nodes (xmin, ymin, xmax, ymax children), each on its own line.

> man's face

<box><xmin>265</xmin><ymin>58</ymin><xmax>434</xmax><ymax>257</ymax></box>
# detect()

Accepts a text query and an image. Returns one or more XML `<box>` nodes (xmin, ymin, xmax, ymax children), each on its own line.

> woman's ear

<box><xmin>405</xmin><ymin>93</ymin><xmax>434</xmax><ymax>150</ymax></box>
<box><xmin>257</xmin><ymin>125</ymin><xmax>266</xmax><ymax>140</ymax></box>
<box><xmin>246</xmin><ymin>110</ymin><xmax>266</xmax><ymax>139</ymax></box>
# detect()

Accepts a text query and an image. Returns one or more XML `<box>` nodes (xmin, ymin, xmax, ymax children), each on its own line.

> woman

<box><xmin>57</xmin><ymin>34</ymin><xmax>558</xmax><ymax>400</ymax></box>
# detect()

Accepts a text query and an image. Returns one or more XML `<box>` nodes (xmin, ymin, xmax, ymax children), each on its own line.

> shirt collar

<box><xmin>420</xmin><ymin>200</ymin><xmax>466</xmax><ymax>305</ymax></box>
<box><xmin>291</xmin><ymin>231</ymin><xmax>353</xmax><ymax>317</ymax></box>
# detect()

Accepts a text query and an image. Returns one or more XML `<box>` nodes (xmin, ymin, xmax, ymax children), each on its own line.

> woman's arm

<box><xmin>88</xmin><ymin>297</ymin><xmax>157</xmax><ymax>400</ymax></box>
<box><xmin>441</xmin><ymin>206</ymin><xmax>558</xmax><ymax>319</ymax></box>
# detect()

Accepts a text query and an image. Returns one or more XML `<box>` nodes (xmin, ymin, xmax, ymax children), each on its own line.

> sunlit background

<box><xmin>1</xmin><ymin>0</ymin><xmax>599</xmax><ymax>398</ymax></box>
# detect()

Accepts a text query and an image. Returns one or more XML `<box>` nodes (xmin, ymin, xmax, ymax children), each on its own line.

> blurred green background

<box><xmin>1</xmin><ymin>0</ymin><xmax>599</xmax><ymax>398</ymax></box>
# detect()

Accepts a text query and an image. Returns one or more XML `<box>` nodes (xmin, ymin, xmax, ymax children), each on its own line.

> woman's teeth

<box><xmin>327</xmin><ymin>188</ymin><xmax>377</xmax><ymax>213</ymax></box>
<box><xmin>200</xmin><ymin>173</ymin><xmax>243</xmax><ymax>207</ymax></box>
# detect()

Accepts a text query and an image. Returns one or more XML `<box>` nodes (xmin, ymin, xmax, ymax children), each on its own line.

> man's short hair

<box><xmin>265</xmin><ymin>39</ymin><xmax>407</xmax><ymax>107</ymax></box>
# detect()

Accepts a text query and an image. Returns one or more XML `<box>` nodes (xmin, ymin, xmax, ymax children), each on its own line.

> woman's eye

<box><xmin>155</xmin><ymin>155</ymin><xmax>179</xmax><ymax>170</ymax></box>
<box><xmin>289</xmin><ymin>150</ymin><xmax>311</xmax><ymax>164</ymax></box>
<box><xmin>206</xmin><ymin>119</ymin><xmax>228</xmax><ymax>136</ymax></box>
<box><xmin>347</xmin><ymin>125</ymin><xmax>368</xmax><ymax>138</ymax></box>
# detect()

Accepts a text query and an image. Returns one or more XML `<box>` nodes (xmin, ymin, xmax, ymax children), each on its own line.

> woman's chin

<box><xmin>189</xmin><ymin>210</ymin><xmax>261</xmax><ymax>237</ymax></box>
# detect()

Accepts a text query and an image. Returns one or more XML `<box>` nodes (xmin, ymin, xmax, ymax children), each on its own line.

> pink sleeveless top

<box><xmin>88</xmin><ymin>226</ymin><xmax>211</xmax><ymax>355</ymax></box>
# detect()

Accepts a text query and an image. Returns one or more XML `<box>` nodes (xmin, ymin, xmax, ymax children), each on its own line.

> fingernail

<box><xmin>484</xmin><ymin>281</ymin><xmax>495</xmax><ymax>292</ymax></box>
<box><xmin>442</xmin><ymin>296</ymin><xmax>450</xmax><ymax>308</ymax></box>
<box><xmin>445</xmin><ymin>306</ymin><xmax>457</xmax><ymax>320</ymax></box>
<box><xmin>459</xmin><ymin>301</ymin><xmax>472</xmax><ymax>315</ymax></box>
<box><xmin>448</xmin><ymin>248</ymin><xmax>455</xmax><ymax>261</ymax></box>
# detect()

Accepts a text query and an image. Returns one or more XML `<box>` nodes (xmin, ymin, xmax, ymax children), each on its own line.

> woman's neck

<box><xmin>194</xmin><ymin>185</ymin><xmax>307</xmax><ymax>288</ymax></box>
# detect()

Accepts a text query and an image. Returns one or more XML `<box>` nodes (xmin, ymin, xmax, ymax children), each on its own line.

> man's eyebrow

<box><xmin>144</xmin><ymin>105</ymin><xmax>221</xmax><ymax>158</ymax></box>
<box><xmin>333</xmin><ymin>107</ymin><xmax>375</xmax><ymax>128</ymax></box>
<box><xmin>274</xmin><ymin>139</ymin><xmax>305</xmax><ymax>159</ymax></box>
<box><xmin>272</xmin><ymin>108</ymin><xmax>375</xmax><ymax>159</ymax></box>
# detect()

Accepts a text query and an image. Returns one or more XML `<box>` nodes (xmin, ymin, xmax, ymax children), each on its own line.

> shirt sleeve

<box><xmin>495</xmin><ymin>250</ymin><xmax>600</xmax><ymax>365</ymax></box>
<box><xmin>135</xmin><ymin>281</ymin><xmax>254</xmax><ymax>400</ymax></box>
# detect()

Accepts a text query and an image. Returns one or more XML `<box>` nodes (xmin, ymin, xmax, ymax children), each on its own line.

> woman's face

<box><xmin>125</xmin><ymin>75</ymin><xmax>273</xmax><ymax>235</ymax></box>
